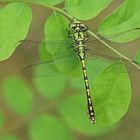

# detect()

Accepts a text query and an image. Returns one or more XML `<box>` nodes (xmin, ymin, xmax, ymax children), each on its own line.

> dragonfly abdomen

<box><xmin>81</xmin><ymin>59</ymin><xmax>95</xmax><ymax>124</ymax></box>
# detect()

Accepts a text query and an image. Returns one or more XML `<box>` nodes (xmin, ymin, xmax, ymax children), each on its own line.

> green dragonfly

<box><xmin>19</xmin><ymin>20</ymin><xmax>140</xmax><ymax>124</ymax></box>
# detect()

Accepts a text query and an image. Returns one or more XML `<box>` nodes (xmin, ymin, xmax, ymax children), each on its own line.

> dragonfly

<box><xmin>18</xmin><ymin>20</ymin><xmax>140</xmax><ymax>124</ymax></box>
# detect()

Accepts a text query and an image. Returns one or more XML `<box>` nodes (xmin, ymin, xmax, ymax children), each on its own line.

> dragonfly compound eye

<box><xmin>80</xmin><ymin>24</ymin><xmax>88</xmax><ymax>31</ymax></box>
<box><xmin>71</xmin><ymin>27</ymin><xmax>76</xmax><ymax>31</ymax></box>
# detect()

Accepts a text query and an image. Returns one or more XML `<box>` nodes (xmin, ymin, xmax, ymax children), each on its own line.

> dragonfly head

<box><xmin>70</xmin><ymin>21</ymin><xmax>88</xmax><ymax>32</ymax></box>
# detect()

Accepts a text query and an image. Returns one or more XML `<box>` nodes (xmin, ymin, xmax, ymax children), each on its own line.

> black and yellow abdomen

<box><xmin>81</xmin><ymin>59</ymin><xmax>95</xmax><ymax>124</ymax></box>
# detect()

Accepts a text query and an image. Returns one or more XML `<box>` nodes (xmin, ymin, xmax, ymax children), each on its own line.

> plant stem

<box><xmin>47</xmin><ymin>5</ymin><xmax>73</xmax><ymax>19</ymax></box>
<box><xmin>88</xmin><ymin>30</ymin><xmax>140</xmax><ymax>70</ymax></box>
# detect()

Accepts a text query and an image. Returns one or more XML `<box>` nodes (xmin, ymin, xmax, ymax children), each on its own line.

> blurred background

<box><xmin>0</xmin><ymin>0</ymin><xmax>140</xmax><ymax>140</ymax></box>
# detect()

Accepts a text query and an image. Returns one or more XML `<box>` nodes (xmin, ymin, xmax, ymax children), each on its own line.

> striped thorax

<box><xmin>69</xmin><ymin>21</ymin><xmax>88</xmax><ymax>60</ymax></box>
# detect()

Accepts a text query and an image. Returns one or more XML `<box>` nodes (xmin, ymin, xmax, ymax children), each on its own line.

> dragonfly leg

<box><xmin>84</xmin><ymin>33</ymin><xmax>89</xmax><ymax>37</ymax></box>
<box><xmin>75</xmin><ymin>47</ymin><xmax>79</xmax><ymax>53</ymax></box>
<box><xmin>83</xmin><ymin>25</ymin><xmax>89</xmax><ymax>38</ymax></box>
<box><xmin>83</xmin><ymin>25</ymin><xmax>88</xmax><ymax>32</ymax></box>
<box><xmin>66</xmin><ymin>29</ymin><xmax>72</xmax><ymax>38</ymax></box>
<box><xmin>84</xmin><ymin>47</ymin><xmax>89</xmax><ymax>52</ymax></box>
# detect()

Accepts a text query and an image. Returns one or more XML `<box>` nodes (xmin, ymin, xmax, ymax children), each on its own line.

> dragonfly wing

<box><xmin>19</xmin><ymin>39</ymin><xmax>74</xmax><ymax>48</ymax></box>
<box><xmin>17</xmin><ymin>39</ymin><xmax>80</xmax><ymax>77</ymax></box>
<box><xmin>88</xmin><ymin>27</ymin><xmax>140</xmax><ymax>43</ymax></box>
<box><xmin>85</xmin><ymin>49</ymin><xmax>140</xmax><ymax>73</ymax></box>
<box><xmin>22</xmin><ymin>52</ymin><xmax>79</xmax><ymax>77</ymax></box>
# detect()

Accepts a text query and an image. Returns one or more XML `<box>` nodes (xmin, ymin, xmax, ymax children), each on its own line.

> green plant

<box><xmin>0</xmin><ymin>0</ymin><xmax>140</xmax><ymax>140</ymax></box>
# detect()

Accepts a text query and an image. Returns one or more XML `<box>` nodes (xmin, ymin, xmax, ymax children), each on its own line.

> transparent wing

<box><xmin>22</xmin><ymin>52</ymin><xmax>80</xmax><ymax>77</ymax></box>
<box><xmin>18</xmin><ymin>37</ymin><xmax>140</xmax><ymax>78</ymax></box>
<box><xmin>19</xmin><ymin>39</ymin><xmax>74</xmax><ymax>46</ymax></box>
<box><xmin>18</xmin><ymin>40</ymin><xmax>80</xmax><ymax>77</ymax></box>
<box><xmin>85</xmin><ymin>48</ymin><xmax>140</xmax><ymax>73</ymax></box>
<box><xmin>89</xmin><ymin>27</ymin><xmax>140</xmax><ymax>43</ymax></box>
<box><xmin>19</xmin><ymin>27</ymin><xmax>140</xmax><ymax>49</ymax></box>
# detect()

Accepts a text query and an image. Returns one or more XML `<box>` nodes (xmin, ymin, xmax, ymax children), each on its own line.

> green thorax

<box><xmin>69</xmin><ymin>21</ymin><xmax>88</xmax><ymax>59</ymax></box>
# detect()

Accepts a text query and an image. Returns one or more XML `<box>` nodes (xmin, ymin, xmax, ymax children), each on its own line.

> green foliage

<box><xmin>0</xmin><ymin>0</ymin><xmax>64</xmax><ymax>6</ymax></box>
<box><xmin>0</xmin><ymin>135</ymin><xmax>18</xmax><ymax>140</ymax></box>
<box><xmin>58</xmin><ymin>93</ymin><xmax>117</xmax><ymax>135</ymax></box>
<box><xmin>99</xmin><ymin>0</ymin><xmax>140</xmax><ymax>42</ymax></box>
<box><xmin>0</xmin><ymin>2</ymin><xmax>32</xmax><ymax>61</ymax></box>
<box><xmin>24</xmin><ymin>0</ymin><xmax>64</xmax><ymax>6</ymax></box>
<box><xmin>28</xmin><ymin>114</ymin><xmax>74</xmax><ymax>140</ymax></box>
<box><xmin>92</xmin><ymin>62</ymin><xmax>131</xmax><ymax>126</ymax></box>
<box><xmin>2</xmin><ymin>76</ymin><xmax>34</xmax><ymax>115</ymax></box>
<box><xmin>65</xmin><ymin>0</ymin><xmax>113</xmax><ymax>20</ymax></box>
<box><xmin>44</xmin><ymin>12</ymin><xmax>70</xmax><ymax>49</ymax></box>
<box><xmin>34</xmin><ymin>76</ymin><xmax>67</xmax><ymax>99</ymax></box>
<box><xmin>0</xmin><ymin>0</ymin><xmax>139</xmax><ymax>139</ymax></box>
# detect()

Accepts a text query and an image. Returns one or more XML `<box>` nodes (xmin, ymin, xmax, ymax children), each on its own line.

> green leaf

<box><xmin>44</xmin><ymin>12</ymin><xmax>70</xmax><ymax>50</ymax></box>
<box><xmin>0</xmin><ymin>135</ymin><xmax>18</xmax><ymax>140</ymax></box>
<box><xmin>65</xmin><ymin>0</ymin><xmax>113</xmax><ymax>20</ymax></box>
<box><xmin>70</xmin><ymin>67</ymin><xmax>96</xmax><ymax>90</ymax></box>
<box><xmin>34</xmin><ymin>76</ymin><xmax>67</xmax><ymax>99</ymax></box>
<box><xmin>2</xmin><ymin>76</ymin><xmax>34</xmax><ymax>115</ymax></box>
<box><xmin>99</xmin><ymin>0</ymin><xmax>140</xmax><ymax>42</ymax></box>
<box><xmin>26</xmin><ymin>0</ymin><xmax>64</xmax><ymax>6</ymax></box>
<box><xmin>44</xmin><ymin>12</ymin><xmax>79</xmax><ymax>74</ymax></box>
<box><xmin>92</xmin><ymin>62</ymin><xmax>131</xmax><ymax>126</ymax></box>
<box><xmin>0</xmin><ymin>0</ymin><xmax>64</xmax><ymax>6</ymax></box>
<box><xmin>0</xmin><ymin>2</ymin><xmax>32</xmax><ymax>61</ymax></box>
<box><xmin>70</xmin><ymin>66</ymin><xmax>84</xmax><ymax>89</ymax></box>
<box><xmin>135</xmin><ymin>50</ymin><xmax>140</xmax><ymax>64</ymax></box>
<box><xmin>0</xmin><ymin>111</ymin><xmax>5</xmax><ymax>128</ymax></box>
<box><xmin>28</xmin><ymin>114</ymin><xmax>74</xmax><ymax>140</ymax></box>
<box><xmin>58</xmin><ymin>94</ymin><xmax>116</xmax><ymax>135</ymax></box>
